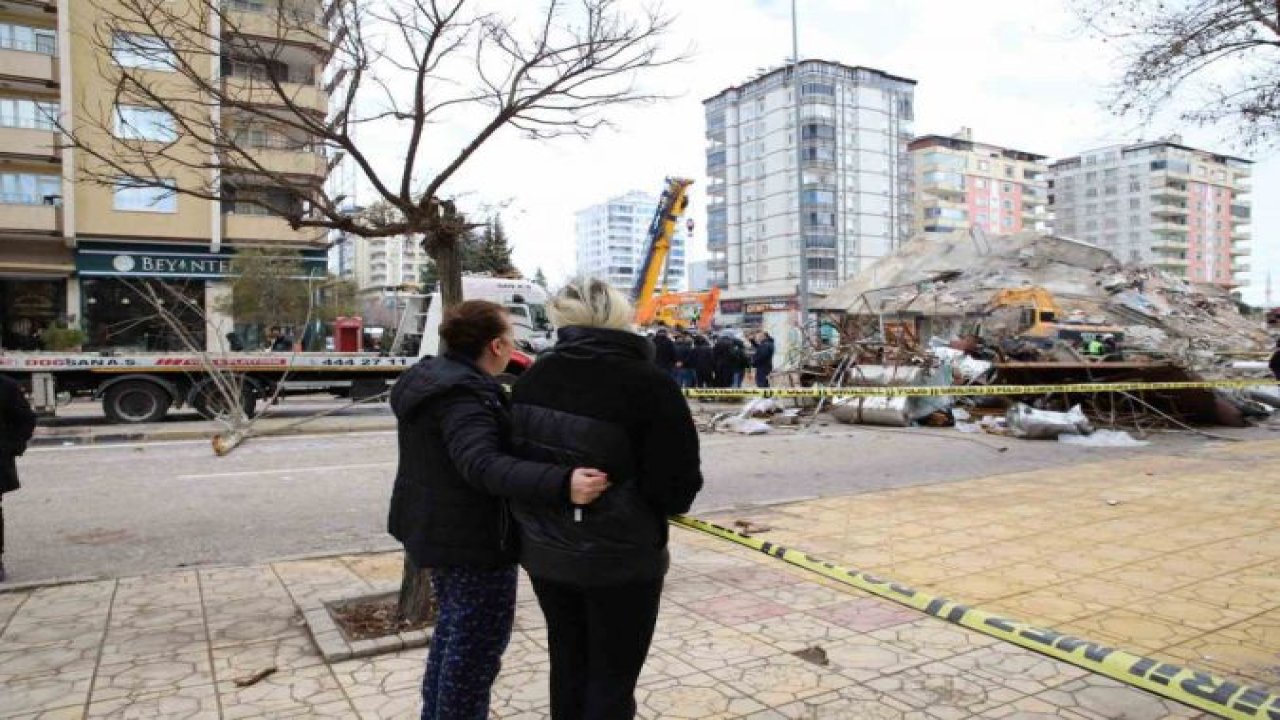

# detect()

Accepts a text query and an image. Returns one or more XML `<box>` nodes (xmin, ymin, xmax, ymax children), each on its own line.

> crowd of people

<box><xmin>650</xmin><ymin>327</ymin><xmax>775</xmax><ymax>389</ymax></box>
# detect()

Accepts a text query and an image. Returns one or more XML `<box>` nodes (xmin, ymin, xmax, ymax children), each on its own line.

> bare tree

<box><xmin>1073</xmin><ymin>0</ymin><xmax>1280</xmax><ymax>149</ymax></box>
<box><xmin>67</xmin><ymin>0</ymin><xmax>680</xmax><ymax>307</ymax></box>
<box><xmin>65</xmin><ymin>0</ymin><xmax>680</xmax><ymax>628</ymax></box>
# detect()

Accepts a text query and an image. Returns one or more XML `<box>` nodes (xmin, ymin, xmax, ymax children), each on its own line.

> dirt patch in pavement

<box><xmin>328</xmin><ymin>592</ymin><xmax>435</xmax><ymax>642</ymax></box>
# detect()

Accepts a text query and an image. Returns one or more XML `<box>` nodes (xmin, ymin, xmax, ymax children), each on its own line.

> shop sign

<box><xmin>76</xmin><ymin>244</ymin><xmax>326</xmax><ymax>279</ymax></box>
<box><xmin>744</xmin><ymin>297</ymin><xmax>796</xmax><ymax>314</ymax></box>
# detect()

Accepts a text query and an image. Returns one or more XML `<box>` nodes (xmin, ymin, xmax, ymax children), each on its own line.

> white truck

<box><xmin>0</xmin><ymin>276</ymin><xmax>552</xmax><ymax>424</ymax></box>
<box><xmin>394</xmin><ymin>276</ymin><xmax>554</xmax><ymax>357</ymax></box>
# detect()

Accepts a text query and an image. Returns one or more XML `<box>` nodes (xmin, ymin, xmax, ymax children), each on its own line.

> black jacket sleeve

<box><xmin>1</xmin><ymin>378</ymin><xmax>37</xmax><ymax>456</ymax></box>
<box><xmin>435</xmin><ymin>390</ymin><xmax>570</xmax><ymax>506</ymax></box>
<box><xmin>636</xmin><ymin>375</ymin><xmax>703</xmax><ymax>515</ymax></box>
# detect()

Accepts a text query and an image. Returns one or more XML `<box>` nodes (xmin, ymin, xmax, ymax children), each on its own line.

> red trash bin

<box><xmin>334</xmin><ymin>317</ymin><xmax>363</xmax><ymax>353</ymax></box>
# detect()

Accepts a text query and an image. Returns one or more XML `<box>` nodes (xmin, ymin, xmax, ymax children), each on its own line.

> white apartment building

<box><xmin>575</xmin><ymin>190</ymin><xmax>686</xmax><ymax>293</ymax></box>
<box><xmin>703</xmin><ymin>60</ymin><xmax>915</xmax><ymax>320</ymax></box>
<box><xmin>338</xmin><ymin>234</ymin><xmax>431</xmax><ymax>292</ymax></box>
<box><xmin>1049</xmin><ymin>139</ymin><xmax>1252</xmax><ymax>287</ymax></box>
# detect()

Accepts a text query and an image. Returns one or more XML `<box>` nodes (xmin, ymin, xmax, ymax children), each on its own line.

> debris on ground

<box><xmin>732</xmin><ymin>519</ymin><xmax>773</xmax><ymax>534</ymax></box>
<box><xmin>1058</xmin><ymin>429</ymin><xmax>1150</xmax><ymax>448</ymax></box>
<box><xmin>792</xmin><ymin>645</ymin><xmax>830</xmax><ymax>666</ymax></box>
<box><xmin>1007</xmin><ymin>404</ymin><xmax>1093</xmax><ymax>439</ymax></box>
<box><xmin>233</xmin><ymin>667</ymin><xmax>277</xmax><ymax>688</ymax></box>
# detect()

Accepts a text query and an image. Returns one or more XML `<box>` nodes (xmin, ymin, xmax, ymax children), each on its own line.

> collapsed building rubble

<box><xmin>785</xmin><ymin>230</ymin><xmax>1277</xmax><ymax>433</ymax></box>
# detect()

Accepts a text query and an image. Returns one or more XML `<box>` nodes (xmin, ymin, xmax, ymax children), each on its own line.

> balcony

<box><xmin>0</xmin><ymin>47</ymin><xmax>58</xmax><ymax>86</ymax></box>
<box><xmin>223</xmin><ymin>76</ymin><xmax>327</xmax><ymax>115</ymax></box>
<box><xmin>1232</xmin><ymin>262</ymin><xmax>1250</xmax><ymax>274</ymax></box>
<box><xmin>0</xmin><ymin>202</ymin><xmax>60</xmax><ymax>233</ymax></box>
<box><xmin>1151</xmin><ymin>202</ymin><xmax>1189</xmax><ymax>217</ymax></box>
<box><xmin>227</xmin><ymin>147</ymin><xmax>327</xmax><ymax>180</ymax></box>
<box><xmin>1232</xmin><ymin>228</ymin><xmax>1251</xmax><ymax>241</ymax></box>
<box><xmin>223</xmin><ymin>213</ymin><xmax>325</xmax><ymax>245</ymax></box>
<box><xmin>1150</xmin><ymin>181</ymin><xmax>1188</xmax><ymax>199</ymax></box>
<box><xmin>1150</xmin><ymin>236</ymin><xmax>1187</xmax><ymax>252</ymax></box>
<box><xmin>1150</xmin><ymin>221</ymin><xmax>1189</xmax><ymax>235</ymax></box>
<box><xmin>1153</xmin><ymin>257</ymin><xmax>1189</xmax><ymax>269</ymax></box>
<box><xmin>226</xmin><ymin>5</ymin><xmax>330</xmax><ymax>56</ymax></box>
<box><xmin>0</xmin><ymin>127</ymin><xmax>59</xmax><ymax>160</ymax></box>
<box><xmin>920</xmin><ymin>181</ymin><xmax>965</xmax><ymax>199</ymax></box>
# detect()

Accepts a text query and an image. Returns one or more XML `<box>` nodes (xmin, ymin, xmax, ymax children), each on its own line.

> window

<box><xmin>114</xmin><ymin>106</ymin><xmax>177</xmax><ymax>142</ymax></box>
<box><xmin>1001</xmin><ymin>183</ymin><xmax>1012</xmax><ymax>193</ymax></box>
<box><xmin>801</xmin><ymin>82</ymin><xmax>834</xmax><ymax>97</ymax></box>
<box><xmin>112</xmin><ymin>33</ymin><xmax>174</xmax><ymax>70</ymax></box>
<box><xmin>1129</xmin><ymin>180</ymin><xmax>1142</xmax><ymax>192</ymax></box>
<box><xmin>0</xmin><ymin>23</ymin><xmax>56</xmax><ymax>55</ymax></box>
<box><xmin>0</xmin><ymin>98</ymin><xmax>58</xmax><ymax>130</ymax></box>
<box><xmin>229</xmin><ymin>0</ymin><xmax>268</xmax><ymax>10</ymax></box>
<box><xmin>1129</xmin><ymin>198</ymin><xmax>1141</xmax><ymax>209</ymax></box>
<box><xmin>1004</xmin><ymin>166</ymin><xmax>1014</xmax><ymax>178</ymax></box>
<box><xmin>975</xmin><ymin>178</ymin><xmax>987</xmax><ymax>189</ymax></box>
<box><xmin>0</xmin><ymin>172</ymin><xmax>60</xmax><ymax>205</ymax></box>
<box><xmin>113</xmin><ymin>178</ymin><xmax>177</xmax><ymax>212</ymax></box>
<box><xmin>977</xmin><ymin>160</ymin><xmax>989</xmax><ymax>171</ymax></box>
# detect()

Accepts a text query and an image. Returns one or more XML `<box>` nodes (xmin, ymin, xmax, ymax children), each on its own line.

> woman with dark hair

<box><xmin>509</xmin><ymin>278</ymin><xmax>703</xmax><ymax>719</ymax></box>
<box><xmin>387</xmin><ymin>299</ymin><xmax>610</xmax><ymax>720</ymax></box>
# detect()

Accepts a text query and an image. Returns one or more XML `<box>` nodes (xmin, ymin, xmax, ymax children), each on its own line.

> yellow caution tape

<box><xmin>670</xmin><ymin>515</ymin><xmax>1280</xmax><ymax>719</ymax></box>
<box><xmin>683</xmin><ymin>379</ymin><xmax>1279</xmax><ymax>399</ymax></box>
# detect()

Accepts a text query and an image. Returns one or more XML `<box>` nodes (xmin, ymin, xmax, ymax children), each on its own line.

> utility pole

<box><xmin>792</xmin><ymin>0</ymin><xmax>809</xmax><ymax>337</ymax></box>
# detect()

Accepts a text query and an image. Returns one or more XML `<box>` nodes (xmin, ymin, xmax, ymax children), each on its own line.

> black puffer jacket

<box><xmin>510</xmin><ymin>327</ymin><xmax>703</xmax><ymax>586</ymax></box>
<box><xmin>1</xmin><ymin>375</ymin><xmax>37</xmax><ymax>495</ymax></box>
<box><xmin>387</xmin><ymin>353</ymin><xmax>571</xmax><ymax>569</ymax></box>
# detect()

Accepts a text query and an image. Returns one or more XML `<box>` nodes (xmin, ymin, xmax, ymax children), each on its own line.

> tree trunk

<box><xmin>396</xmin><ymin>554</ymin><xmax>436</xmax><ymax>624</ymax></box>
<box><xmin>435</xmin><ymin>235</ymin><xmax>463</xmax><ymax>310</ymax></box>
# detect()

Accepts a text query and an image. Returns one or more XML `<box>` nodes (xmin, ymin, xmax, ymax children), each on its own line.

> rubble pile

<box><xmin>814</xmin><ymin>230</ymin><xmax>1270</xmax><ymax>365</ymax></box>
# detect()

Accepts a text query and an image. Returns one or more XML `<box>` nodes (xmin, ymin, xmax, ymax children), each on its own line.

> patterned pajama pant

<box><xmin>420</xmin><ymin>565</ymin><xmax>518</xmax><ymax>720</ymax></box>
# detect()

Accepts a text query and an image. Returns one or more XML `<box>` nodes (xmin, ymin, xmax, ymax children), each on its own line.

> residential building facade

<box><xmin>910</xmin><ymin>129</ymin><xmax>1049</xmax><ymax>237</ymax></box>
<box><xmin>575</xmin><ymin>189</ymin><xmax>686</xmax><ymax>294</ymax></box>
<box><xmin>1049</xmin><ymin>139</ymin><xmax>1251</xmax><ymax>287</ymax></box>
<box><xmin>0</xmin><ymin>0</ymin><xmax>332</xmax><ymax>352</ymax></box>
<box><xmin>703</xmin><ymin>60</ymin><xmax>915</xmax><ymax>324</ymax></box>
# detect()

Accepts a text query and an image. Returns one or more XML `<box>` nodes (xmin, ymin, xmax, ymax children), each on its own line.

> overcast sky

<box><xmin>351</xmin><ymin>0</ymin><xmax>1278</xmax><ymax>305</ymax></box>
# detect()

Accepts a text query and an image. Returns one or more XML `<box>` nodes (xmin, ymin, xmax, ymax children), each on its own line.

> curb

<box><xmin>31</xmin><ymin>421</ymin><xmax>397</xmax><ymax>447</ymax></box>
<box><xmin>0</xmin><ymin>574</ymin><xmax>104</xmax><ymax>594</ymax></box>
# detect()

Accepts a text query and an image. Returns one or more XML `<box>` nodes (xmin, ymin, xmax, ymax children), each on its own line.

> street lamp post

<box><xmin>792</xmin><ymin>0</ymin><xmax>809</xmax><ymax>339</ymax></box>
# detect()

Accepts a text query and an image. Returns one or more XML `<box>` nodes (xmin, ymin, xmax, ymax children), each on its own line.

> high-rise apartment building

<box><xmin>1049</xmin><ymin>139</ymin><xmax>1251</xmax><ymax>286</ymax></box>
<box><xmin>703</xmin><ymin>60</ymin><xmax>915</xmax><ymax>322</ymax></box>
<box><xmin>910</xmin><ymin>129</ymin><xmax>1049</xmax><ymax>237</ymax></box>
<box><xmin>575</xmin><ymin>190</ymin><xmax>685</xmax><ymax>293</ymax></box>
<box><xmin>0</xmin><ymin>0</ymin><xmax>332</xmax><ymax>351</ymax></box>
<box><xmin>344</xmin><ymin>234</ymin><xmax>431</xmax><ymax>292</ymax></box>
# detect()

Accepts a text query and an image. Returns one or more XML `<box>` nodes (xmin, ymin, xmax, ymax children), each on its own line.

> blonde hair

<box><xmin>549</xmin><ymin>277</ymin><xmax>634</xmax><ymax>331</ymax></box>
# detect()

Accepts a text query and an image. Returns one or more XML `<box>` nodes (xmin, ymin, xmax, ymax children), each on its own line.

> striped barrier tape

<box><xmin>670</xmin><ymin>515</ymin><xmax>1280</xmax><ymax>720</ymax></box>
<box><xmin>682</xmin><ymin>379</ymin><xmax>1279</xmax><ymax>399</ymax></box>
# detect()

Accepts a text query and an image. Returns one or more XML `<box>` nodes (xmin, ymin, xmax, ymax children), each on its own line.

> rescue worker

<box><xmin>1085</xmin><ymin>336</ymin><xmax>1105</xmax><ymax>358</ymax></box>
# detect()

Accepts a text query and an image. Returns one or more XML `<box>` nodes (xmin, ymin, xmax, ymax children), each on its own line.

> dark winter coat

<box><xmin>1271</xmin><ymin>347</ymin><xmax>1280</xmax><ymax>381</ymax></box>
<box><xmin>509</xmin><ymin>327</ymin><xmax>703</xmax><ymax>586</ymax></box>
<box><xmin>672</xmin><ymin>339</ymin><xmax>692</xmax><ymax>368</ymax></box>
<box><xmin>690</xmin><ymin>339</ymin><xmax>715</xmax><ymax>387</ymax></box>
<box><xmin>712</xmin><ymin>336</ymin><xmax>737</xmax><ymax>388</ymax></box>
<box><xmin>387</xmin><ymin>353</ymin><xmax>571</xmax><ymax>569</ymax></box>
<box><xmin>652</xmin><ymin>333</ymin><xmax>676</xmax><ymax>371</ymax></box>
<box><xmin>753</xmin><ymin>337</ymin><xmax>776</xmax><ymax>373</ymax></box>
<box><xmin>0</xmin><ymin>376</ymin><xmax>37</xmax><ymax>495</ymax></box>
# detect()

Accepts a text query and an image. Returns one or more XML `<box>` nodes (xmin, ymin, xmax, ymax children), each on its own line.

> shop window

<box><xmin>0</xmin><ymin>279</ymin><xmax>65</xmax><ymax>350</ymax></box>
<box><xmin>83</xmin><ymin>278</ymin><xmax>206</xmax><ymax>351</ymax></box>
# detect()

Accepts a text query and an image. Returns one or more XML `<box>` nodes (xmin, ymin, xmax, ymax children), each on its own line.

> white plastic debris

<box><xmin>720</xmin><ymin>417</ymin><xmax>771</xmax><ymax>435</ymax></box>
<box><xmin>954</xmin><ymin>421</ymin><xmax>982</xmax><ymax>434</ymax></box>
<box><xmin>1006</xmin><ymin>403</ymin><xmax>1093</xmax><ymax>439</ymax></box>
<box><xmin>741</xmin><ymin>397</ymin><xmax>780</xmax><ymax>418</ymax></box>
<box><xmin>1058</xmin><ymin>429</ymin><xmax>1150</xmax><ymax>448</ymax></box>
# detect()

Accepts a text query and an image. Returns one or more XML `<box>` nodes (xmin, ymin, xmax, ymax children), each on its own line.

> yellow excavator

<box><xmin>982</xmin><ymin>286</ymin><xmax>1124</xmax><ymax>347</ymax></box>
<box><xmin>632</xmin><ymin>178</ymin><xmax>719</xmax><ymax>331</ymax></box>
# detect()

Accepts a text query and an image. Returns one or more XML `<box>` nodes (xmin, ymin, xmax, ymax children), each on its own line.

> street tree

<box><xmin>1073</xmin><ymin>0</ymin><xmax>1280</xmax><ymax>148</ymax></box>
<box><xmin>64</xmin><ymin>0</ymin><xmax>681</xmax><ymax>310</ymax></box>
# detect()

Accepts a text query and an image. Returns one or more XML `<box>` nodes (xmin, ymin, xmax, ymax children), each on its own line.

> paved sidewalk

<box><xmin>1</xmin><ymin>530</ymin><xmax>1212</xmax><ymax>718</ymax></box>
<box><xmin>714</xmin><ymin>438</ymin><xmax>1280</xmax><ymax>698</ymax></box>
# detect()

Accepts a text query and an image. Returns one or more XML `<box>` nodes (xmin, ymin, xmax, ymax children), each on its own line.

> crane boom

<box><xmin>632</xmin><ymin>177</ymin><xmax>694</xmax><ymax>308</ymax></box>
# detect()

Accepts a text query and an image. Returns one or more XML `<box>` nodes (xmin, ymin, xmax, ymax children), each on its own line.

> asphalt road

<box><xmin>3</xmin><ymin>420</ymin><xmax>1271</xmax><ymax>585</ymax></box>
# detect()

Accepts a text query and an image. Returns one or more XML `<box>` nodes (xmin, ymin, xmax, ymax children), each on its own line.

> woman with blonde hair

<box><xmin>509</xmin><ymin>278</ymin><xmax>703</xmax><ymax>720</ymax></box>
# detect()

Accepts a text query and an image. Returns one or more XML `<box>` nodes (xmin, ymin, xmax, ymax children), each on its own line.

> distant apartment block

<box><xmin>575</xmin><ymin>190</ymin><xmax>686</xmax><ymax>293</ymax></box>
<box><xmin>703</xmin><ymin>60</ymin><xmax>916</xmax><ymax>322</ymax></box>
<box><xmin>1049</xmin><ymin>138</ymin><xmax>1251</xmax><ymax>286</ymax></box>
<box><xmin>910</xmin><ymin>129</ymin><xmax>1049</xmax><ymax>237</ymax></box>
